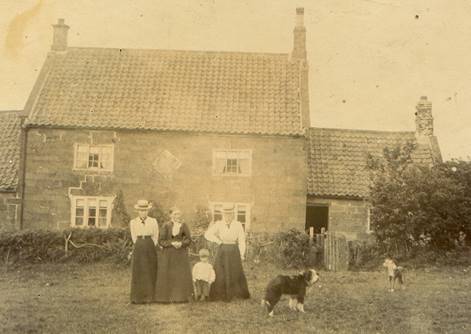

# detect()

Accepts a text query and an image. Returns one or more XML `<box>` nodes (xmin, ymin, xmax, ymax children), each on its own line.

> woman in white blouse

<box><xmin>204</xmin><ymin>203</ymin><xmax>250</xmax><ymax>301</ymax></box>
<box><xmin>129</xmin><ymin>199</ymin><xmax>159</xmax><ymax>304</ymax></box>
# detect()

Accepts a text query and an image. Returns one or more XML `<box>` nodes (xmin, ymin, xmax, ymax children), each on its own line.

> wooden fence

<box><xmin>309</xmin><ymin>228</ymin><xmax>349</xmax><ymax>271</ymax></box>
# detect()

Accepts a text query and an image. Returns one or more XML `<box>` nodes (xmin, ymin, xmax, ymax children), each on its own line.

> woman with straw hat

<box><xmin>129</xmin><ymin>199</ymin><xmax>159</xmax><ymax>304</ymax></box>
<box><xmin>204</xmin><ymin>203</ymin><xmax>250</xmax><ymax>301</ymax></box>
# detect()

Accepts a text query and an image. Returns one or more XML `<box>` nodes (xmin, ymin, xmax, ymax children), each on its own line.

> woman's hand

<box><xmin>171</xmin><ymin>241</ymin><xmax>182</xmax><ymax>249</ymax></box>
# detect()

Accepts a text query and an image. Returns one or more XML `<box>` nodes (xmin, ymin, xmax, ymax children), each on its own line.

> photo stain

<box><xmin>4</xmin><ymin>0</ymin><xmax>44</xmax><ymax>59</ymax></box>
<box><xmin>415</xmin><ymin>15</ymin><xmax>419</xmax><ymax>19</ymax></box>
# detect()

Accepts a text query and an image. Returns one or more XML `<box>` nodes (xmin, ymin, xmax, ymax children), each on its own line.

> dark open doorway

<box><xmin>305</xmin><ymin>205</ymin><xmax>329</xmax><ymax>234</ymax></box>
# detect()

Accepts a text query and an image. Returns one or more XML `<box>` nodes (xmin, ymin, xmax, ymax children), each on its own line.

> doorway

<box><xmin>305</xmin><ymin>205</ymin><xmax>329</xmax><ymax>234</ymax></box>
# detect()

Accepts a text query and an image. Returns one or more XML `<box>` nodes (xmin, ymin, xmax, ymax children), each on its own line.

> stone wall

<box><xmin>22</xmin><ymin>128</ymin><xmax>307</xmax><ymax>233</ymax></box>
<box><xmin>307</xmin><ymin>197</ymin><xmax>371</xmax><ymax>240</ymax></box>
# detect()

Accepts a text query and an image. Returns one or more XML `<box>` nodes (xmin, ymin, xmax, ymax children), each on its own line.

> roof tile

<box><xmin>307</xmin><ymin>127</ymin><xmax>435</xmax><ymax>198</ymax></box>
<box><xmin>0</xmin><ymin>111</ymin><xmax>23</xmax><ymax>192</ymax></box>
<box><xmin>26</xmin><ymin>48</ymin><xmax>303</xmax><ymax>135</ymax></box>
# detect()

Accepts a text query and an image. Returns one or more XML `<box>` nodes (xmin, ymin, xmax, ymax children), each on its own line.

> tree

<box><xmin>111</xmin><ymin>190</ymin><xmax>131</xmax><ymax>228</ymax></box>
<box><xmin>368</xmin><ymin>143</ymin><xmax>471</xmax><ymax>255</ymax></box>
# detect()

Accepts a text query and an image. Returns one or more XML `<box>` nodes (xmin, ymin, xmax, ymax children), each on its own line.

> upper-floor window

<box><xmin>70</xmin><ymin>196</ymin><xmax>114</xmax><ymax>228</ymax></box>
<box><xmin>74</xmin><ymin>144</ymin><xmax>114</xmax><ymax>172</ymax></box>
<box><xmin>209</xmin><ymin>201</ymin><xmax>251</xmax><ymax>231</ymax></box>
<box><xmin>212</xmin><ymin>150</ymin><xmax>252</xmax><ymax>176</ymax></box>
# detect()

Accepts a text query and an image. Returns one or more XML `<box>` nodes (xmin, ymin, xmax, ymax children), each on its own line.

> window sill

<box><xmin>72</xmin><ymin>168</ymin><xmax>114</xmax><ymax>174</ymax></box>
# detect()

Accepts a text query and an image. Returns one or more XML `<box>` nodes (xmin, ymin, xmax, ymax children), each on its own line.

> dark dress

<box><xmin>154</xmin><ymin>221</ymin><xmax>193</xmax><ymax>303</ymax></box>
<box><xmin>130</xmin><ymin>236</ymin><xmax>157</xmax><ymax>303</ymax></box>
<box><xmin>210</xmin><ymin>244</ymin><xmax>250</xmax><ymax>302</ymax></box>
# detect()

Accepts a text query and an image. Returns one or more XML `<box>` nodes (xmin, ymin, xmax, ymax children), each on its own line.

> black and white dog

<box><xmin>261</xmin><ymin>269</ymin><xmax>319</xmax><ymax>317</ymax></box>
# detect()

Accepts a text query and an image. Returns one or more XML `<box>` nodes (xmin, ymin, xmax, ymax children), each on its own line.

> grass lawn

<box><xmin>0</xmin><ymin>262</ymin><xmax>470</xmax><ymax>334</ymax></box>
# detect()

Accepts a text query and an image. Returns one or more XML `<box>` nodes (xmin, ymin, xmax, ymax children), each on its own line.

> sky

<box><xmin>0</xmin><ymin>0</ymin><xmax>470</xmax><ymax>160</ymax></box>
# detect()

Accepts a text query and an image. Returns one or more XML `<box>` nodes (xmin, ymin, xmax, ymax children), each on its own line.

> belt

<box><xmin>221</xmin><ymin>242</ymin><xmax>237</xmax><ymax>245</ymax></box>
<box><xmin>137</xmin><ymin>235</ymin><xmax>152</xmax><ymax>239</ymax></box>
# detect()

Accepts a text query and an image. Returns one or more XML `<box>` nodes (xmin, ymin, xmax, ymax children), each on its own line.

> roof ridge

<box><xmin>309</xmin><ymin>126</ymin><xmax>415</xmax><ymax>135</ymax></box>
<box><xmin>66</xmin><ymin>46</ymin><xmax>289</xmax><ymax>57</ymax></box>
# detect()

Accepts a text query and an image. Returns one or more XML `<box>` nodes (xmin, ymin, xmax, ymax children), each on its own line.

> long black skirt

<box><xmin>130</xmin><ymin>237</ymin><xmax>157</xmax><ymax>303</ymax></box>
<box><xmin>154</xmin><ymin>247</ymin><xmax>193</xmax><ymax>303</ymax></box>
<box><xmin>209</xmin><ymin>244</ymin><xmax>250</xmax><ymax>302</ymax></box>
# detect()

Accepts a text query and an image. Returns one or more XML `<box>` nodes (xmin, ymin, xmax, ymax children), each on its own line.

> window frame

<box><xmin>366</xmin><ymin>206</ymin><xmax>372</xmax><ymax>234</ymax></box>
<box><xmin>73</xmin><ymin>143</ymin><xmax>114</xmax><ymax>172</ymax></box>
<box><xmin>70</xmin><ymin>196</ymin><xmax>115</xmax><ymax>229</ymax></box>
<box><xmin>208</xmin><ymin>201</ymin><xmax>252</xmax><ymax>231</ymax></box>
<box><xmin>6</xmin><ymin>204</ymin><xmax>17</xmax><ymax>225</ymax></box>
<box><xmin>212</xmin><ymin>149</ymin><xmax>252</xmax><ymax>177</ymax></box>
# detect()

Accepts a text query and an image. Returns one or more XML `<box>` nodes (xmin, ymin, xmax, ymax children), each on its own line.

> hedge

<box><xmin>0</xmin><ymin>228</ymin><xmax>321</xmax><ymax>269</ymax></box>
<box><xmin>0</xmin><ymin>228</ymin><xmax>132</xmax><ymax>265</ymax></box>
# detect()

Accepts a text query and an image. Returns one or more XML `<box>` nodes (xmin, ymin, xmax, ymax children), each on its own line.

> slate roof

<box><xmin>307</xmin><ymin>127</ymin><xmax>440</xmax><ymax>199</ymax></box>
<box><xmin>0</xmin><ymin>111</ymin><xmax>23</xmax><ymax>192</ymax></box>
<box><xmin>25</xmin><ymin>48</ymin><xmax>304</xmax><ymax>136</ymax></box>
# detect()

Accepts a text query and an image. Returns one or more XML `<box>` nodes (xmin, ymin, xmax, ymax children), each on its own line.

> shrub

<box><xmin>188</xmin><ymin>205</ymin><xmax>212</xmax><ymax>236</ymax></box>
<box><xmin>348</xmin><ymin>239</ymin><xmax>383</xmax><ymax>270</ymax></box>
<box><xmin>111</xmin><ymin>190</ymin><xmax>131</xmax><ymax>228</ymax></box>
<box><xmin>368</xmin><ymin>143</ymin><xmax>471</xmax><ymax>255</ymax></box>
<box><xmin>274</xmin><ymin>229</ymin><xmax>312</xmax><ymax>269</ymax></box>
<box><xmin>0</xmin><ymin>228</ymin><xmax>132</xmax><ymax>266</ymax></box>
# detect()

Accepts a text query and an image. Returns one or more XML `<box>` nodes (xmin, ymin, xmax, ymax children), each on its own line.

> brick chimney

<box><xmin>292</xmin><ymin>7</ymin><xmax>307</xmax><ymax>60</ymax></box>
<box><xmin>415</xmin><ymin>96</ymin><xmax>433</xmax><ymax>137</ymax></box>
<box><xmin>51</xmin><ymin>19</ymin><xmax>69</xmax><ymax>51</ymax></box>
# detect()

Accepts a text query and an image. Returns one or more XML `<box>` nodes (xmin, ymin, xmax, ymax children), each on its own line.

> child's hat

<box><xmin>199</xmin><ymin>248</ymin><xmax>210</xmax><ymax>257</ymax></box>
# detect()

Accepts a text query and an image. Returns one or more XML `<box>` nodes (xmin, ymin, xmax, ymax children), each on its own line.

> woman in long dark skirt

<box><xmin>129</xmin><ymin>199</ymin><xmax>159</xmax><ymax>304</ymax></box>
<box><xmin>154</xmin><ymin>207</ymin><xmax>193</xmax><ymax>303</ymax></box>
<box><xmin>204</xmin><ymin>203</ymin><xmax>250</xmax><ymax>302</ymax></box>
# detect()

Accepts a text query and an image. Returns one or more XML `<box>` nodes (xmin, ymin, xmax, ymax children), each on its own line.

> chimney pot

<box><xmin>51</xmin><ymin>18</ymin><xmax>70</xmax><ymax>51</ymax></box>
<box><xmin>296</xmin><ymin>7</ymin><xmax>305</xmax><ymax>27</ymax></box>
<box><xmin>292</xmin><ymin>8</ymin><xmax>307</xmax><ymax>60</ymax></box>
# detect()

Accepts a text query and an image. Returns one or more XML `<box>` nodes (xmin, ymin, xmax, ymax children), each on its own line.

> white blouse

<box><xmin>130</xmin><ymin>216</ymin><xmax>159</xmax><ymax>246</ymax></box>
<box><xmin>204</xmin><ymin>219</ymin><xmax>246</xmax><ymax>257</ymax></box>
<box><xmin>171</xmin><ymin>221</ymin><xmax>182</xmax><ymax>236</ymax></box>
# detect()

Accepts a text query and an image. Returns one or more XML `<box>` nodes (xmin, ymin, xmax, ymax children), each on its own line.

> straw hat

<box><xmin>134</xmin><ymin>199</ymin><xmax>152</xmax><ymax>210</ymax></box>
<box><xmin>222</xmin><ymin>203</ymin><xmax>235</xmax><ymax>213</ymax></box>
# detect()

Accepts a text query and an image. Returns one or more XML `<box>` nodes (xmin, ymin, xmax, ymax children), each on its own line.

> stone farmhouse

<box><xmin>1</xmin><ymin>8</ymin><xmax>441</xmax><ymax>239</ymax></box>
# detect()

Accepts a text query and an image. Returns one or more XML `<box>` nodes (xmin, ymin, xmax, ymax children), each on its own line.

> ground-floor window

<box><xmin>70</xmin><ymin>196</ymin><xmax>114</xmax><ymax>228</ymax></box>
<box><xmin>209</xmin><ymin>202</ymin><xmax>251</xmax><ymax>231</ymax></box>
<box><xmin>366</xmin><ymin>206</ymin><xmax>372</xmax><ymax>233</ymax></box>
<box><xmin>6</xmin><ymin>204</ymin><xmax>17</xmax><ymax>226</ymax></box>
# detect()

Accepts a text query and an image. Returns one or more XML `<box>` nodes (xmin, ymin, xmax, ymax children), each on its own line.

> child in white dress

<box><xmin>192</xmin><ymin>249</ymin><xmax>216</xmax><ymax>301</ymax></box>
<box><xmin>383</xmin><ymin>255</ymin><xmax>404</xmax><ymax>292</ymax></box>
